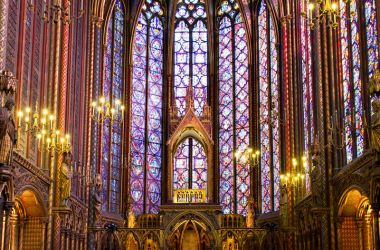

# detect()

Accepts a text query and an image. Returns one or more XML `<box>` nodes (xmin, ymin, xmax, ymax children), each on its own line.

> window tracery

<box><xmin>339</xmin><ymin>0</ymin><xmax>379</xmax><ymax>163</ymax></box>
<box><xmin>173</xmin><ymin>137</ymin><xmax>207</xmax><ymax>190</ymax></box>
<box><xmin>101</xmin><ymin>0</ymin><xmax>125</xmax><ymax>213</ymax></box>
<box><xmin>300</xmin><ymin>0</ymin><xmax>313</xmax><ymax>193</ymax></box>
<box><xmin>174</xmin><ymin>0</ymin><xmax>208</xmax><ymax>117</ymax></box>
<box><xmin>218</xmin><ymin>0</ymin><xmax>250</xmax><ymax>215</ymax></box>
<box><xmin>258</xmin><ymin>0</ymin><xmax>280</xmax><ymax>213</ymax></box>
<box><xmin>130</xmin><ymin>0</ymin><xmax>164</xmax><ymax>215</ymax></box>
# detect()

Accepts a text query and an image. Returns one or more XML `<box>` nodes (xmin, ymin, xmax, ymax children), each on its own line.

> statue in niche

<box><xmin>246</xmin><ymin>197</ymin><xmax>255</xmax><ymax>228</ymax></box>
<box><xmin>310</xmin><ymin>133</ymin><xmax>323</xmax><ymax>206</ymax></box>
<box><xmin>94</xmin><ymin>173</ymin><xmax>102</xmax><ymax>223</ymax></box>
<box><xmin>0</xmin><ymin>97</ymin><xmax>16</xmax><ymax>166</ymax></box>
<box><xmin>60</xmin><ymin>152</ymin><xmax>73</xmax><ymax>206</ymax></box>
<box><xmin>371</xmin><ymin>100</ymin><xmax>380</xmax><ymax>152</ymax></box>
<box><xmin>128</xmin><ymin>209</ymin><xmax>136</xmax><ymax>228</ymax></box>
<box><xmin>126</xmin><ymin>196</ymin><xmax>136</xmax><ymax>228</ymax></box>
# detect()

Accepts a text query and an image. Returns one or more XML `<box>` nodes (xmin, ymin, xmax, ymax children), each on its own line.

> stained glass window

<box><xmin>218</xmin><ymin>0</ymin><xmax>250</xmax><ymax>215</ymax></box>
<box><xmin>130</xmin><ymin>0</ymin><xmax>164</xmax><ymax>215</ymax></box>
<box><xmin>173</xmin><ymin>138</ymin><xmax>207</xmax><ymax>191</ymax></box>
<box><xmin>174</xmin><ymin>0</ymin><xmax>208</xmax><ymax>116</ymax></box>
<box><xmin>258</xmin><ymin>0</ymin><xmax>280</xmax><ymax>213</ymax></box>
<box><xmin>365</xmin><ymin>0</ymin><xmax>379</xmax><ymax>77</ymax></box>
<box><xmin>300</xmin><ymin>0</ymin><xmax>313</xmax><ymax>193</ymax></box>
<box><xmin>339</xmin><ymin>0</ymin><xmax>379</xmax><ymax>163</ymax></box>
<box><xmin>101</xmin><ymin>0</ymin><xmax>125</xmax><ymax>213</ymax></box>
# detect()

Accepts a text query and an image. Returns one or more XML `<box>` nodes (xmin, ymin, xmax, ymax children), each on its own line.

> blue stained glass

<box><xmin>174</xmin><ymin>0</ymin><xmax>208</xmax><ymax>116</ymax></box>
<box><xmin>339</xmin><ymin>0</ymin><xmax>374</xmax><ymax>163</ymax></box>
<box><xmin>101</xmin><ymin>0</ymin><xmax>124</xmax><ymax>213</ymax></box>
<box><xmin>174</xmin><ymin>138</ymin><xmax>207</xmax><ymax>191</ymax></box>
<box><xmin>130</xmin><ymin>1</ymin><xmax>164</xmax><ymax>215</ymax></box>
<box><xmin>218</xmin><ymin>1</ymin><xmax>250</xmax><ymax>215</ymax></box>
<box><xmin>365</xmin><ymin>0</ymin><xmax>379</xmax><ymax>77</ymax></box>
<box><xmin>258</xmin><ymin>0</ymin><xmax>280</xmax><ymax>213</ymax></box>
<box><xmin>301</xmin><ymin>0</ymin><xmax>313</xmax><ymax>194</ymax></box>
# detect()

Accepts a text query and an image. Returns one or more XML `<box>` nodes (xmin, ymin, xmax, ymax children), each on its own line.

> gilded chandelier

<box><xmin>234</xmin><ymin>147</ymin><xmax>260</xmax><ymax>167</ymax></box>
<box><xmin>17</xmin><ymin>105</ymin><xmax>71</xmax><ymax>153</ymax></box>
<box><xmin>305</xmin><ymin>0</ymin><xmax>348</xmax><ymax>29</ymax></box>
<box><xmin>280</xmin><ymin>157</ymin><xmax>307</xmax><ymax>188</ymax></box>
<box><xmin>90</xmin><ymin>96</ymin><xmax>125</xmax><ymax>125</ymax></box>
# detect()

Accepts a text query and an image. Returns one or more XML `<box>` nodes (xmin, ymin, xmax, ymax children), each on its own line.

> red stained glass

<box><xmin>218</xmin><ymin>0</ymin><xmax>250</xmax><ymax>215</ymax></box>
<box><xmin>130</xmin><ymin>0</ymin><xmax>164</xmax><ymax>215</ymax></box>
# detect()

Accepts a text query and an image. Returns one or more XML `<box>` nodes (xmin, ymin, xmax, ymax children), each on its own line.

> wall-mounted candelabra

<box><xmin>280</xmin><ymin>157</ymin><xmax>307</xmax><ymax>188</ymax></box>
<box><xmin>17</xmin><ymin>105</ymin><xmax>71</xmax><ymax>153</ymax></box>
<box><xmin>303</xmin><ymin>0</ymin><xmax>348</xmax><ymax>29</ymax></box>
<box><xmin>370</xmin><ymin>70</ymin><xmax>380</xmax><ymax>97</ymax></box>
<box><xmin>90</xmin><ymin>96</ymin><xmax>125</xmax><ymax>125</ymax></box>
<box><xmin>28</xmin><ymin>0</ymin><xmax>84</xmax><ymax>24</ymax></box>
<box><xmin>234</xmin><ymin>147</ymin><xmax>260</xmax><ymax>167</ymax></box>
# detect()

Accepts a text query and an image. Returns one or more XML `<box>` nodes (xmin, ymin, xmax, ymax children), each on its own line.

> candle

<box><xmin>42</xmin><ymin>0</ymin><xmax>46</xmax><ymax>13</ymax></box>
<box><xmin>325</xmin><ymin>0</ymin><xmax>331</xmax><ymax>11</ymax></box>
<box><xmin>308</xmin><ymin>3</ymin><xmax>314</xmax><ymax>20</ymax></box>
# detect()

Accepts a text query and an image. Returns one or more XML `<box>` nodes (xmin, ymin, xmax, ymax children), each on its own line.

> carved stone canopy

<box><xmin>166</xmin><ymin>86</ymin><xmax>214</xmax><ymax>203</ymax></box>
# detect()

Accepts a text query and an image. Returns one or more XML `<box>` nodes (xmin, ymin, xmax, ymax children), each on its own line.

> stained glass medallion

<box><xmin>218</xmin><ymin>0</ymin><xmax>251</xmax><ymax>215</ymax></box>
<box><xmin>174</xmin><ymin>0</ymin><xmax>208</xmax><ymax>116</ymax></box>
<box><xmin>130</xmin><ymin>0</ymin><xmax>164</xmax><ymax>215</ymax></box>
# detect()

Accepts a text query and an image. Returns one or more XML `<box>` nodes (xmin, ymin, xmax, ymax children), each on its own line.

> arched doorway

<box><xmin>125</xmin><ymin>232</ymin><xmax>139</xmax><ymax>250</ymax></box>
<box><xmin>167</xmin><ymin>219</ymin><xmax>212</xmax><ymax>250</ymax></box>
<box><xmin>11</xmin><ymin>189</ymin><xmax>47</xmax><ymax>250</ymax></box>
<box><xmin>337</xmin><ymin>188</ymin><xmax>373</xmax><ymax>249</ymax></box>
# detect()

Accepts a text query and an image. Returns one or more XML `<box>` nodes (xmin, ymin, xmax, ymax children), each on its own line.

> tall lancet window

<box><xmin>130</xmin><ymin>0</ymin><xmax>164</xmax><ymax>215</ymax></box>
<box><xmin>173</xmin><ymin>138</ymin><xmax>208</xmax><ymax>190</ymax></box>
<box><xmin>364</xmin><ymin>0</ymin><xmax>379</xmax><ymax>78</ymax></box>
<box><xmin>339</xmin><ymin>0</ymin><xmax>378</xmax><ymax>163</ymax></box>
<box><xmin>101</xmin><ymin>0</ymin><xmax>125</xmax><ymax>213</ymax></box>
<box><xmin>258</xmin><ymin>0</ymin><xmax>280</xmax><ymax>213</ymax></box>
<box><xmin>217</xmin><ymin>0</ymin><xmax>250</xmax><ymax>215</ymax></box>
<box><xmin>174</xmin><ymin>0</ymin><xmax>208</xmax><ymax>116</ymax></box>
<box><xmin>300</xmin><ymin>0</ymin><xmax>313</xmax><ymax>193</ymax></box>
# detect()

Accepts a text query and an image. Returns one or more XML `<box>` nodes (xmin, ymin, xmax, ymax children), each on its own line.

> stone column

<box><xmin>3</xmin><ymin>201</ymin><xmax>14</xmax><ymax>250</ymax></box>
<box><xmin>366</xmin><ymin>214</ymin><xmax>373</xmax><ymax>249</ymax></box>
<box><xmin>18</xmin><ymin>219</ymin><xmax>25</xmax><ymax>249</ymax></box>
<box><xmin>9</xmin><ymin>213</ymin><xmax>17</xmax><ymax>250</ymax></box>
<box><xmin>0</xmin><ymin>198</ymin><xmax>4</xmax><ymax>249</ymax></box>
<box><xmin>336</xmin><ymin>218</ymin><xmax>343</xmax><ymax>250</ymax></box>
<box><xmin>357</xmin><ymin>218</ymin><xmax>364</xmax><ymax>250</ymax></box>
<box><xmin>40</xmin><ymin>217</ymin><xmax>48</xmax><ymax>250</ymax></box>
<box><xmin>373</xmin><ymin>205</ymin><xmax>380</xmax><ymax>250</ymax></box>
<box><xmin>60</xmin><ymin>228</ymin><xmax>66</xmax><ymax>250</ymax></box>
